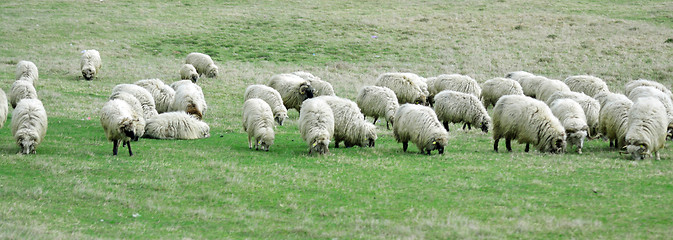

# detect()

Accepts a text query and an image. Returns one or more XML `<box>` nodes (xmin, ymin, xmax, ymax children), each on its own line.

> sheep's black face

<box><xmin>437</xmin><ymin>145</ymin><xmax>444</xmax><ymax>154</ymax></box>
<box><xmin>480</xmin><ymin>121</ymin><xmax>489</xmax><ymax>133</ymax></box>
<box><xmin>305</xmin><ymin>86</ymin><xmax>315</xmax><ymax>99</ymax></box>
<box><xmin>551</xmin><ymin>137</ymin><xmax>566</xmax><ymax>154</ymax></box>
<box><xmin>368</xmin><ymin>138</ymin><xmax>376</xmax><ymax>148</ymax></box>
<box><xmin>191</xmin><ymin>74</ymin><xmax>199</xmax><ymax>83</ymax></box>
<box><xmin>82</xmin><ymin>69</ymin><xmax>94</xmax><ymax>80</ymax></box>
<box><xmin>275</xmin><ymin>113</ymin><xmax>288</xmax><ymax>126</ymax></box>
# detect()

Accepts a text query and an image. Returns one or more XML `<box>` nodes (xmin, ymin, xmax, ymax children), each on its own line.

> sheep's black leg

<box><xmin>443</xmin><ymin>121</ymin><xmax>449</xmax><ymax>131</ymax></box>
<box><xmin>426</xmin><ymin>149</ymin><xmax>431</xmax><ymax>155</ymax></box>
<box><xmin>609</xmin><ymin>139</ymin><xmax>614</xmax><ymax>148</ymax></box>
<box><xmin>373</xmin><ymin>117</ymin><xmax>378</xmax><ymax>125</ymax></box>
<box><xmin>335</xmin><ymin>141</ymin><xmax>340</xmax><ymax>148</ymax></box>
<box><xmin>525</xmin><ymin>143</ymin><xmax>530</xmax><ymax>152</ymax></box>
<box><xmin>113</xmin><ymin>140</ymin><xmax>119</xmax><ymax>156</ymax></box>
<box><xmin>467</xmin><ymin>123</ymin><xmax>472</xmax><ymax>130</ymax></box>
<box><xmin>494</xmin><ymin>138</ymin><xmax>499</xmax><ymax>152</ymax></box>
<box><xmin>126</xmin><ymin>141</ymin><xmax>133</xmax><ymax>156</ymax></box>
<box><xmin>386</xmin><ymin>121</ymin><xmax>390</xmax><ymax>130</ymax></box>
<box><xmin>403</xmin><ymin>142</ymin><xmax>408</xmax><ymax>152</ymax></box>
<box><xmin>462</xmin><ymin>123</ymin><xmax>467</xmax><ymax>130</ymax></box>
<box><xmin>506</xmin><ymin>138</ymin><xmax>512</xmax><ymax>152</ymax></box>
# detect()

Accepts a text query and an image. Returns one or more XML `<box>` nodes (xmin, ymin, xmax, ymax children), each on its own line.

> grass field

<box><xmin>2</xmin><ymin>0</ymin><xmax>673</xmax><ymax>239</ymax></box>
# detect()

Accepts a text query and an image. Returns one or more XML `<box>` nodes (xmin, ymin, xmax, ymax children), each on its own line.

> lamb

<box><xmin>393</xmin><ymin>104</ymin><xmax>449</xmax><ymax>155</ymax></box>
<box><xmin>293</xmin><ymin>71</ymin><xmax>335</xmax><ymax>96</ymax></box>
<box><xmin>0</xmin><ymin>88</ymin><xmax>6</xmax><ymax>128</ymax></box>
<box><xmin>267</xmin><ymin>73</ymin><xmax>314</xmax><ymax>112</ymax></box>
<box><xmin>134</xmin><ymin>79</ymin><xmax>176</xmax><ymax>114</ymax></box>
<box><xmin>11</xmin><ymin>99</ymin><xmax>47</xmax><ymax>154</ymax></box>
<box><xmin>433</xmin><ymin>90</ymin><xmax>491</xmax><ymax>133</ymax></box>
<box><xmin>535</xmin><ymin>79</ymin><xmax>571</xmax><ymax>102</ymax></box>
<box><xmin>242</xmin><ymin>98</ymin><xmax>275</xmax><ymax>151</ymax></box>
<box><xmin>598</xmin><ymin>95</ymin><xmax>633</xmax><ymax>148</ymax></box>
<box><xmin>144</xmin><ymin>112</ymin><xmax>210</xmax><ymax>140</ymax></box>
<box><xmin>9</xmin><ymin>79</ymin><xmax>38</xmax><ymax>108</ymax></box>
<box><xmin>169</xmin><ymin>80</ymin><xmax>208</xmax><ymax>120</ymax></box>
<box><xmin>480</xmin><ymin>77</ymin><xmax>524</xmax><ymax>109</ymax></box>
<box><xmin>111</xmin><ymin>84</ymin><xmax>158</xmax><ymax>120</ymax></box>
<box><xmin>317</xmin><ymin>96</ymin><xmax>377</xmax><ymax>148</ymax></box>
<box><xmin>563</xmin><ymin>75</ymin><xmax>609</xmax><ymax>98</ymax></box>
<box><xmin>244</xmin><ymin>84</ymin><xmax>289</xmax><ymax>126</ymax></box>
<box><xmin>549</xmin><ymin>99</ymin><xmax>589</xmax><ymax>154</ymax></box>
<box><xmin>624</xmin><ymin>79</ymin><xmax>673</xmax><ymax>100</ymax></box>
<box><xmin>15</xmin><ymin>60</ymin><xmax>38</xmax><ymax>83</ymax></box>
<box><xmin>179</xmin><ymin>64</ymin><xmax>199</xmax><ymax>83</ymax></box>
<box><xmin>356</xmin><ymin>86</ymin><xmax>399</xmax><ymax>129</ymax></box>
<box><xmin>516</xmin><ymin>75</ymin><xmax>549</xmax><ymax>98</ymax></box>
<box><xmin>375</xmin><ymin>72</ymin><xmax>427</xmax><ymax>105</ymax></box>
<box><xmin>100</xmin><ymin>99</ymin><xmax>145</xmax><ymax>156</ymax></box>
<box><xmin>624</xmin><ymin>97</ymin><xmax>668</xmax><ymax>160</ymax></box>
<box><xmin>627</xmin><ymin>86</ymin><xmax>673</xmax><ymax>137</ymax></box>
<box><xmin>546</xmin><ymin>91</ymin><xmax>600</xmax><ymax>139</ymax></box>
<box><xmin>431</xmin><ymin>74</ymin><xmax>482</xmax><ymax>98</ymax></box>
<box><xmin>492</xmin><ymin>95</ymin><xmax>566</xmax><ymax>153</ymax></box>
<box><xmin>299</xmin><ymin>98</ymin><xmax>334</xmax><ymax>155</ymax></box>
<box><xmin>185</xmin><ymin>52</ymin><xmax>218</xmax><ymax>78</ymax></box>
<box><xmin>80</xmin><ymin>49</ymin><xmax>101</xmax><ymax>81</ymax></box>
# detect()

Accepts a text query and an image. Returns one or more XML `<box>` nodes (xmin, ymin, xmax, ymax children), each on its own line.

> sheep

<box><xmin>9</xmin><ymin>79</ymin><xmax>38</xmax><ymax>108</ymax></box>
<box><xmin>546</xmin><ymin>91</ymin><xmax>601</xmax><ymax>139</ymax></box>
<box><xmin>505</xmin><ymin>71</ymin><xmax>536</xmax><ymax>81</ymax></box>
<box><xmin>109</xmin><ymin>91</ymin><xmax>144</xmax><ymax>123</ymax></box>
<box><xmin>100</xmin><ymin>99</ymin><xmax>145</xmax><ymax>156</ymax></box>
<box><xmin>134</xmin><ymin>79</ymin><xmax>176</xmax><ymax>114</ymax></box>
<box><xmin>317</xmin><ymin>96</ymin><xmax>377</xmax><ymax>148</ymax></box>
<box><xmin>144</xmin><ymin>112</ymin><xmax>210</xmax><ymax>140</ymax></box>
<box><xmin>492</xmin><ymin>95</ymin><xmax>566</xmax><ymax>153</ymax></box>
<box><xmin>480</xmin><ymin>77</ymin><xmax>524</xmax><ymax>109</ymax></box>
<box><xmin>535</xmin><ymin>79</ymin><xmax>571</xmax><ymax>102</ymax></box>
<box><xmin>242</xmin><ymin>98</ymin><xmax>275</xmax><ymax>151</ymax></box>
<box><xmin>431</xmin><ymin>74</ymin><xmax>482</xmax><ymax>98</ymax></box>
<box><xmin>179</xmin><ymin>64</ymin><xmax>199</xmax><ymax>83</ymax></box>
<box><xmin>0</xmin><ymin>88</ymin><xmax>6</xmax><ymax>128</ymax></box>
<box><xmin>356</xmin><ymin>86</ymin><xmax>399</xmax><ymax>130</ymax></box>
<box><xmin>624</xmin><ymin>79</ymin><xmax>673</xmax><ymax>100</ymax></box>
<box><xmin>375</xmin><ymin>72</ymin><xmax>427</xmax><ymax>106</ymax></box>
<box><xmin>185</xmin><ymin>52</ymin><xmax>218</xmax><ymax>78</ymax></box>
<box><xmin>563</xmin><ymin>75</ymin><xmax>609</xmax><ymax>98</ymax></box>
<box><xmin>15</xmin><ymin>60</ymin><xmax>38</xmax><ymax>83</ymax></box>
<box><xmin>425</xmin><ymin>76</ymin><xmax>439</xmax><ymax>105</ymax></box>
<box><xmin>268</xmin><ymin>73</ymin><xmax>314</xmax><ymax>112</ymax></box>
<box><xmin>169</xmin><ymin>80</ymin><xmax>208</xmax><ymax>120</ymax></box>
<box><xmin>11</xmin><ymin>99</ymin><xmax>47</xmax><ymax>154</ymax></box>
<box><xmin>627</xmin><ymin>86</ymin><xmax>673</xmax><ymax>137</ymax></box>
<box><xmin>433</xmin><ymin>90</ymin><xmax>491</xmax><ymax>133</ymax></box>
<box><xmin>549</xmin><ymin>99</ymin><xmax>589</xmax><ymax>154</ymax></box>
<box><xmin>293</xmin><ymin>71</ymin><xmax>335</xmax><ymax>96</ymax></box>
<box><xmin>393</xmin><ymin>104</ymin><xmax>449</xmax><ymax>155</ymax></box>
<box><xmin>80</xmin><ymin>49</ymin><xmax>101</xmax><ymax>81</ymax></box>
<box><xmin>625</xmin><ymin>97</ymin><xmax>668</xmax><ymax>160</ymax></box>
<box><xmin>594</xmin><ymin>91</ymin><xmax>630</xmax><ymax>109</ymax></box>
<box><xmin>244</xmin><ymin>84</ymin><xmax>289</xmax><ymax>126</ymax></box>
<box><xmin>299</xmin><ymin>98</ymin><xmax>334</xmax><ymax>155</ymax></box>
<box><xmin>516</xmin><ymin>75</ymin><xmax>549</xmax><ymax>98</ymax></box>
<box><xmin>598</xmin><ymin>95</ymin><xmax>633</xmax><ymax>149</ymax></box>
<box><xmin>111</xmin><ymin>84</ymin><xmax>158</xmax><ymax>120</ymax></box>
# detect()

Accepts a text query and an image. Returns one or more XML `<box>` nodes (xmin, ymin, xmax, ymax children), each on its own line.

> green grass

<box><xmin>2</xmin><ymin>0</ymin><xmax>673</xmax><ymax>239</ymax></box>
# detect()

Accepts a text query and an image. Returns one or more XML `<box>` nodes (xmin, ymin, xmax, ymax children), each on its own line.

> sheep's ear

<box><xmin>300</xmin><ymin>85</ymin><xmax>306</xmax><ymax>94</ymax></box>
<box><xmin>312</xmin><ymin>142</ymin><xmax>317</xmax><ymax>147</ymax></box>
<box><xmin>640</xmin><ymin>144</ymin><xmax>646</xmax><ymax>149</ymax></box>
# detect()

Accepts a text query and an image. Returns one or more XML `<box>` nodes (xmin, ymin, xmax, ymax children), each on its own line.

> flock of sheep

<box><xmin>0</xmin><ymin>51</ymin><xmax>670</xmax><ymax>160</ymax></box>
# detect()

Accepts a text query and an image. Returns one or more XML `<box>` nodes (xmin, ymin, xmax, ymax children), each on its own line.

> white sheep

<box><xmin>433</xmin><ymin>90</ymin><xmax>491</xmax><ymax>133</ymax></box>
<box><xmin>111</xmin><ymin>84</ymin><xmax>158</xmax><ymax>120</ymax></box>
<box><xmin>624</xmin><ymin>79</ymin><xmax>673</xmax><ymax>100</ymax></box>
<box><xmin>536</xmin><ymin>79</ymin><xmax>571</xmax><ymax>102</ymax></box>
<box><xmin>299</xmin><ymin>98</ymin><xmax>334</xmax><ymax>155</ymax></box>
<box><xmin>627</xmin><ymin>86</ymin><xmax>673</xmax><ymax>137</ymax></box>
<box><xmin>268</xmin><ymin>73</ymin><xmax>314</xmax><ymax>112</ymax></box>
<box><xmin>179</xmin><ymin>64</ymin><xmax>199</xmax><ymax>83</ymax></box>
<box><xmin>144</xmin><ymin>112</ymin><xmax>210</xmax><ymax>140</ymax></box>
<box><xmin>80</xmin><ymin>49</ymin><xmax>101</xmax><ymax>81</ymax></box>
<box><xmin>492</xmin><ymin>95</ymin><xmax>566</xmax><ymax>153</ymax></box>
<box><xmin>185</xmin><ymin>52</ymin><xmax>218</xmax><ymax>78</ymax></box>
<box><xmin>293</xmin><ymin>71</ymin><xmax>335</xmax><ymax>96</ymax></box>
<box><xmin>15</xmin><ymin>60</ymin><xmax>38</xmax><ymax>83</ymax></box>
<box><xmin>598</xmin><ymin>95</ymin><xmax>632</xmax><ymax>149</ymax></box>
<box><xmin>431</xmin><ymin>74</ymin><xmax>481</xmax><ymax>99</ymax></box>
<box><xmin>135</xmin><ymin>79</ymin><xmax>176</xmax><ymax>114</ymax></box>
<box><xmin>244</xmin><ymin>84</ymin><xmax>288</xmax><ymax>126</ymax></box>
<box><xmin>11</xmin><ymin>99</ymin><xmax>47</xmax><ymax>154</ymax></box>
<box><xmin>9</xmin><ymin>79</ymin><xmax>38</xmax><ymax>108</ymax></box>
<box><xmin>242</xmin><ymin>98</ymin><xmax>275</xmax><ymax>151</ymax></box>
<box><xmin>169</xmin><ymin>80</ymin><xmax>208</xmax><ymax>120</ymax></box>
<box><xmin>109</xmin><ymin>91</ymin><xmax>144</xmax><ymax>123</ymax></box>
<box><xmin>546</xmin><ymin>91</ymin><xmax>600</xmax><ymax>139</ymax></box>
<box><xmin>317</xmin><ymin>96</ymin><xmax>377</xmax><ymax>148</ymax></box>
<box><xmin>0</xmin><ymin>88</ymin><xmax>6</xmax><ymax>128</ymax></box>
<box><xmin>100</xmin><ymin>99</ymin><xmax>145</xmax><ymax>156</ymax></box>
<box><xmin>516</xmin><ymin>75</ymin><xmax>549</xmax><ymax>98</ymax></box>
<box><xmin>563</xmin><ymin>75</ymin><xmax>609</xmax><ymax>98</ymax></box>
<box><xmin>625</xmin><ymin>97</ymin><xmax>668</xmax><ymax>160</ymax></box>
<box><xmin>425</xmin><ymin>76</ymin><xmax>439</xmax><ymax>105</ymax></box>
<box><xmin>356</xmin><ymin>86</ymin><xmax>399</xmax><ymax>130</ymax></box>
<box><xmin>375</xmin><ymin>72</ymin><xmax>427</xmax><ymax>105</ymax></box>
<box><xmin>550</xmin><ymin>99</ymin><xmax>589</xmax><ymax>154</ymax></box>
<box><xmin>393</xmin><ymin>104</ymin><xmax>449</xmax><ymax>155</ymax></box>
<box><xmin>480</xmin><ymin>77</ymin><xmax>524</xmax><ymax>109</ymax></box>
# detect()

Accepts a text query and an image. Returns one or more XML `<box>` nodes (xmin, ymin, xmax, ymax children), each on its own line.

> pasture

<box><xmin>1</xmin><ymin>0</ymin><xmax>673</xmax><ymax>238</ymax></box>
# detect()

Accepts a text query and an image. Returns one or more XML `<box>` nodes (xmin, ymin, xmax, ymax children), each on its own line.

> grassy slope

<box><xmin>1</xmin><ymin>0</ymin><xmax>673</xmax><ymax>239</ymax></box>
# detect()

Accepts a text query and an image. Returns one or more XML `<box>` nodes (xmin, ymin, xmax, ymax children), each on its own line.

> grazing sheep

<box><xmin>11</xmin><ymin>99</ymin><xmax>47</xmax><ymax>154</ymax></box>
<box><xmin>432</xmin><ymin>74</ymin><xmax>482</xmax><ymax>98</ymax></box>
<box><xmin>492</xmin><ymin>95</ymin><xmax>566</xmax><ymax>153</ymax></box>
<box><xmin>624</xmin><ymin>79</ymin><xmax>673</xmax><ymax>100</ymax></box>
<box><xmin>546</xmin><ymin>91</ymin><xmax>600</xmax><ymax>139</ymax></box>
<box><xmin>109</xmin><ymin>91</ymin><xmax>144</xmax><ymax>123</ymax></box>
<box><xmin>516</xmin><ymin>75</ymin><xmax>550</xmax><ymax>98</ymax></box>
<box><xmin>0</xmin><ymin>88</ymin><xmax>6</xmax><ymax>128</ymax></box>
<box><xmin>80</xmin><ymin>49</ymin><xmax>101</xmax><ymax>81</ymax></box>
<box><xmin>299</xmin><ymin>98</ymin><xmax>334</xmax><ymax>155</ymax></box>
<box><xmin>536</xmin><ymin>79</ymin><xmax>571</xmax><ymax>102</ymax></box>
<box><xmin>100</xmin><ymin>99</ymin><xmax>145</xmax><ymax>156</ymax></box>
<box><xmin>15</xmin><ymin>60</ymin><xmax>38</xmax><ymax>83</ymax></box>
<box><xmin>144</xmin><ymin>112</ymin><xmax>210</xmax><ymax>140</ymax></box>
<box><xmin>317</xmin><ymin>96</ymin><xmax>377</xmax><ymax>148</ymax></box>
<box><xmin>550</xmin><ymin>99</ymin><xmax>589</xmax><ymax>154</ymax></box>
<box><xmin>242</xmin><ymin>98</ymin><xmax>275</xmax><ymax>151</ymax></box>
<box><xmin>393</xmin><ymin>104</ymin><xmax>448</xmax><ymax>155</ymax></box>
<box><xmin>505</xmin><ymin>71</ymin><xmax>535</xmax><ymax>81</ymax></box>
<box><xmin>480</xmin><ymin>77</ymin><xmax>524</xmax><ymax>109</ymax></box>
<box><xmin>563</xmin><ymin>75</ymin><xmax>609</xmax><ymax>98</ymax></box>
<box><xmin>179</xmin><ymin>64</ymin><xmax>199</xmax><ymax>83</ymax></box>
<box><xmin>627</xmin><ymin>86</ymin><xmax>673</xmax><ymax>137</ymax></box>
<box><xmin>169</xmin><ymin>80</ymin><xmax>207</xmax><ymax>120</ymax></box>
<box><xmin>111</xmin><ymin>84</ymin><xmax>158</xmax><ymax>120</ymax></box>
<box><xmin>135</xmin><ymin>79</ymin><xmax>176</xmax><ymax>114</ymax></box>
<box><xmin>625</xmin><ymin>97</ymin><xmax>668</xmax><ymax>160</ymax></box>
<box><xmin>375</xmin><ymin>72</ymin><xmax>427</xmax><ymax>105</ymax></box>
<box><xmin>293</xmin><ymin>71</ymin><xmax>335</xmax><ymax>96</ymax></box>
<box><xmin>433</xmin><ymin>90</ymin><xmax>491</xmax><ymax>133</ymax></box>
<box><xmin>356</xmin><ymin>85</ymin><xmax>399</xmax><ymax>129</ymax></box>
<box><xmin>244</xmin><ymin>84</ymin><xmax>289</xmax><ymax>126</ymax></box>
<box><xmin>9</xmin><ymin>79</ymin><xmax>38</xmax><ymax>108</ymax></box>
<box><xmin>598</xmin><ymin>95</ymin><xmax>633</xmax><ymax>148</ymax></box>
<box><xmin>268</xmin><ymin>73</ymin><xmax>314</xmax><ymax>112</ymax></box>
<box><xmin>185</xmin><ymin>52</ymin><xmax>218</xmax><ymax>78</ymax></box>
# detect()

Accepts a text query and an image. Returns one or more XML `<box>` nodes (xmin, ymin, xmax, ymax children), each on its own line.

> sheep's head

<box><xmin>257</xmin><ymin>134</ymin><xmax>274</xmax><ymax>151</ymax></box>
<box><xmin>626</xmin><ymin>143</ymin><xmax>649</xmax><ymax>160</ymax></box>
<box><xmin>480</xmin><ymin>117</ymin><xmax>491</xmax><ymax>133</ymax></box>
<box><xmin>190</xmin><ymin>73</ymin><xmax>199</xmax><ymax>83</ymax></box>
<box><xmin>567</xmin><ymin>129</ymin><xmax>587</xmax><ymax>151</ymax></box>
<box><xmin>16</xmin><ymin>131</ymin><xmax>38</xmax><ymax>154</ymax></box>
<box><xmin>549</xmin><ymin>135</ymin><xmax>567</xmax><ymax>154</ymax></box>
<box><xmin>414</xmin><ymin>96</ymin><xmax>427</xmax><ymax>106</ymax></box>
<box><xmin>120</xmin><ymin>119</ymin><xmax>140</xmax><ymax>141</ymax></box>
<box><xmin>363</xmin><ymin>123</ymin><xmax>378</xmax><ymax>147</ymax></box>
<box><xmin>201</xmin><ymin>126</ymin><xmax>211</xmax><ymax>139</ymax></box>
<box><xmin>206</xmin><ymin>64</ymin><xmax>218</xmax><ymax>78</ymax></box>
<box><xmin>310</xmin><ymin>137</ymin><xmax>330</xmax><ymax>155</ymax></box>
<box><xmin>275</xmin><ymin>112</ymin><xmax>288</xmax><ymax>126</ymax></box>
<box><xmin>186</xmin><ymin>103</ymin><xmax>203</xmax><ymax>120</ymax></box>
<box><xmin>300</xmin><ymin>83</ymin><xmax>314</xmax><ymax>99</ymax></box>
<box><xmin>425</xmin><ymin>137</ymin><xmax>447</xmax><ymax>155</ymax></box>
<box><xmin>82</xmin><ymin>68</ymin><xmax>95</xmax><ymax>80</ymax></box>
